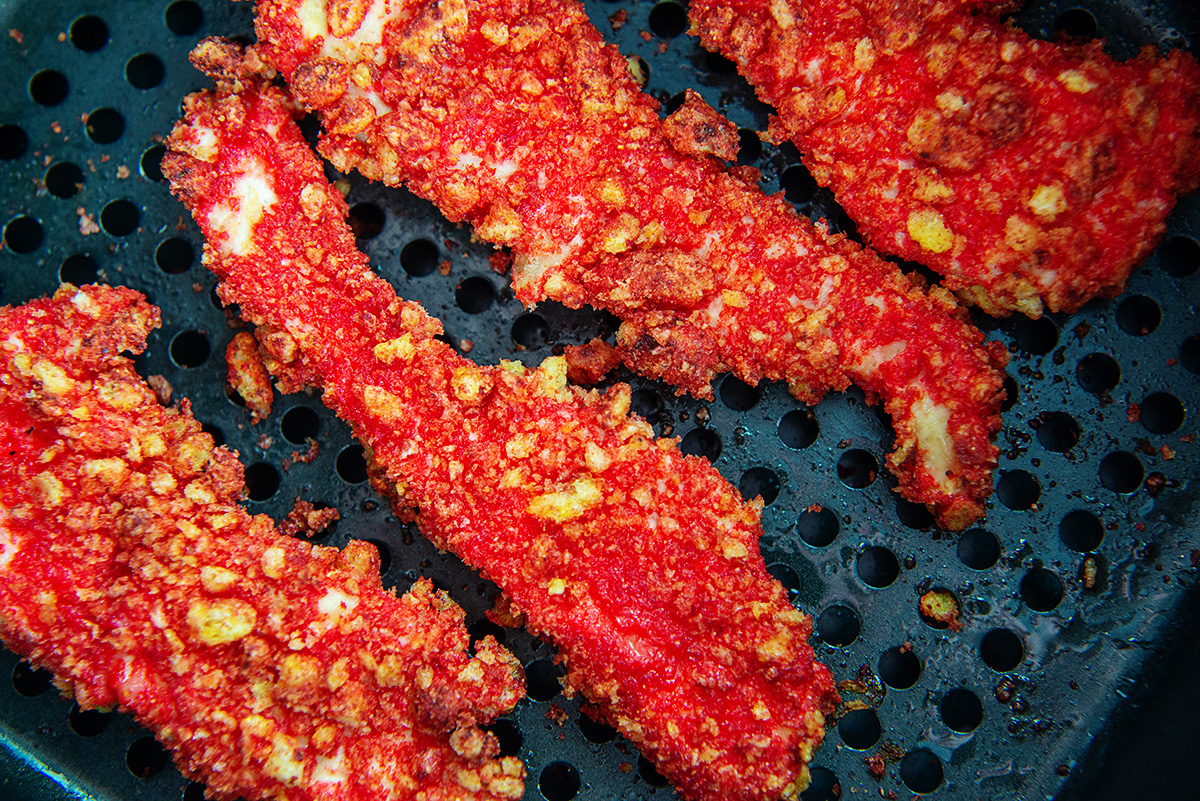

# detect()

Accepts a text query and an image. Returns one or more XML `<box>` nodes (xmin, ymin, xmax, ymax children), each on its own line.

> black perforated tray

<box><xmin>1</xmin><ymin>1</ymin><xmax>1198</xmax><ymax>799</ymax></box>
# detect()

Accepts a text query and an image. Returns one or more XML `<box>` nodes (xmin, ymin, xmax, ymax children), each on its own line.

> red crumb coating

<box><xmin>250</xmin><ymin>0</ymin><xmax>1008</xmax><ymax>529</ymax></box>
<box><xmin>227</xmin><ymin>330</ymin><xmax>275</xmax><ymax>422</ymax></box>
<box><xmin>690</xmin><ymin>0</ymin><xmax>1200</xmax><ymax>317</ymax></box>
<box><xmin>163</xmin><ymin>76</ymin><xmax>838</xmax><ymax>801</ymax></box>
<box><xmin>0</xmin><ymin>285</ymin><xmax>524</xmax><ymax>801</ymax></box>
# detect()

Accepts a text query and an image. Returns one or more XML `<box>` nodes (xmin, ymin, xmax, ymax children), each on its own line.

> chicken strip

<box><xmin>163</xmin><ymin>72</ymin><xmax>838</xmax><ymax>801</ymax></box>
<box><xmin>0</xmin><ymin>284</ymin><xmax>526</xmax><ymax>801</ymax></box>
<box><xmin>690</xmin><ymin>0</ymin><xmax>1200</xmax><ymax>317</ymax></box>
<box><xmin>249</xmin><ymin>0</ymin><xmax>1009</xmax><ymax>529</ymax></box>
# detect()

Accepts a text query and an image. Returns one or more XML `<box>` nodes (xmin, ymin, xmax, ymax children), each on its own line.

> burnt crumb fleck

<box><xmin>1144</xmin><ymin>472</ymin><xmax>1167</xmax><ymax>497</ymax></box>
<box><xmin>863</xmin><ymin>739</ymin><xmax>904</xmax><ymax>780</ymax></box>
<box><xmin>995</xmin><ymin>677</ymin><xmax>1017</xmax><ymax>703</ymax></box>
<box><xmin>488</xmin><ymin>250</ymin><xmax>511</xmax><ymax>275</ymax></box>
<box><xmin>1002</xmin><ymin>427</ymin><xmax>1032</xmax><ymax>459</ymax></box>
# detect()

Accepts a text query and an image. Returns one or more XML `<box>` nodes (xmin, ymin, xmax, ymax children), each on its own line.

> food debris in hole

<box><xmin>918</xmin><ymin>588</ymin><xmax>963</xmax><ymax>630</ymax></box>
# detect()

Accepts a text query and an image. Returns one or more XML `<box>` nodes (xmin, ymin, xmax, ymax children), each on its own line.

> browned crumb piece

<box><xmin>661</xmin><ymin>89</ymin><xmax>740</xmax><ymax>162</ymax></box>
<box><xmin>278</xmin><ymin>499</ymin><xmax>339</xmax><ymax>539</ymax></box>
<box><xmin>227</xmin><ymin>330</ymin><xmax>274</xmax><ymax>423</ymax></box>
<box><xmin>146</xmin><ymin>373</ymin><xmax>173</xmax><ymax>406</ymax></box>
<box><xmin>564</xmin><ymin>338</ymin><xmax>621</xmax><ymax>385</ymax></box>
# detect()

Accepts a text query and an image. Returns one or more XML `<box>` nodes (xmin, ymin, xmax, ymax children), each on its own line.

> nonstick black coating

<box><xmin>0</xmin><ymin>1</ymin><xmax>1197</xmax><ymax>799</ymax></box>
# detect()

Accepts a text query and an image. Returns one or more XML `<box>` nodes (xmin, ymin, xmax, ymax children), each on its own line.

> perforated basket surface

<box><xmin>0</xmin><ymin>1</ymin><xmax>1198</xmax><ymax>799</ymax></box>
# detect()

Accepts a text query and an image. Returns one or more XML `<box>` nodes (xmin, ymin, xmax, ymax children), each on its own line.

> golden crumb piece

<box><xmin>907</xmin><ymin>208</ymin><xmax>954</xmax><ymax>253</ymax></box>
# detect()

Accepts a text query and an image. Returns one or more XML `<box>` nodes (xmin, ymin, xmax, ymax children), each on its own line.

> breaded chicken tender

<box><xmin>0</xmin><ymin>284</ymin><xmax>525</xmax><ymax>801</ymax></box>
<box><xmin>163</xmin><ymin>72</ymin><xmax>838</xmax><ymax>801</ymax></box>
<box><xmin>248</xmin><ymin>0</ymin><xmax>1010</xmax><ymax>529</ymax></box>
<box><xmin>690</xmin><ymin>0</ymin><xmax>1200</xmax><ymax>317</ymax></box>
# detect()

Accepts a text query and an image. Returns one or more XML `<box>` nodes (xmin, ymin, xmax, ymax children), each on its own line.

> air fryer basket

<box><xmin>1</xmin><ymin>1</ymin><xmax>1197</xmax><ymax>799</ymax></box>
